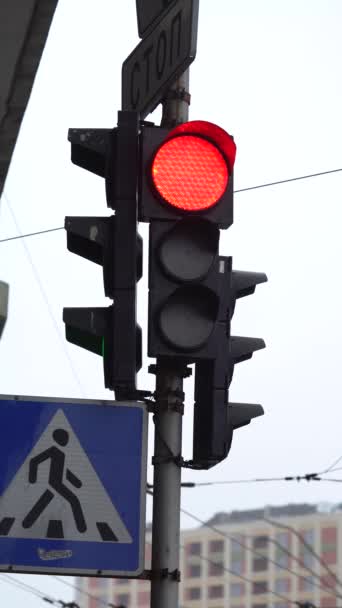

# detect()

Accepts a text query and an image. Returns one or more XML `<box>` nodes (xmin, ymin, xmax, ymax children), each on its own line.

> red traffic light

<box><xmin>151</xmin><ymin>121</ymin><xmax>236</xmax><ymax>212</ymax></box>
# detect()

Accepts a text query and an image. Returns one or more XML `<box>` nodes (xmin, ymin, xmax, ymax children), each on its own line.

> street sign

<box><xmin>136</xmin><ymin>0</ymin><xmax>175</xmax><ymax>38</ymax></box>
<box><xmin>122</xmin><ymin>0</ymin><xmax>199</xmax><ymax>119</ymax></box>
<box><xmin>0</xmin><ymin>395</ymin><xmax>148</xmax><ymax>576</ymax></box>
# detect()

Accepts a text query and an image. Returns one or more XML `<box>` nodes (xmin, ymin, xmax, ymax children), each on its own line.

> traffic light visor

<box><xmin>151</xmin><ymin>121</ymin><xmax>236</xmax><ymax>212</ymax></box>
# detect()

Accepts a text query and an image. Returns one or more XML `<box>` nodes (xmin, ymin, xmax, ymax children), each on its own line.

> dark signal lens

<box><xmin>151</xmin><ymin>135</ymin><xmax>229</xmax><ymax>212</ymax></box>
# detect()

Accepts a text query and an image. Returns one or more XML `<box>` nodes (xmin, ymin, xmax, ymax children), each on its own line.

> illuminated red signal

<box><xmin>151</xmin><ymin>121</ymin><xmax>236</xmax><ymax>212</ymax></box>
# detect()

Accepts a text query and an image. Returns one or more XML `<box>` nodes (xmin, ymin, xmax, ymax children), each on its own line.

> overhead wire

<box><xmin>1</xmin><ymin>166</ymin><xmax>341</xmax><ymax>244</ymax></box>
<box><xmin>169</xmin><ymin>454</ymin><xmax>342</xmax><ymax>488</ymax></box>
<box><xmin>146</xmin><ymin>488</ymin><xmax>342</xmax><ymax>601</ymax></box>
<box><xmin>2</xmin><ymin>192</ymin><xmax>86</xmax><ymax>398</ymax></box>
<box><xmin>145</xmin><ymin>536</ymin><xmax>296</xmax><ymax>606</ymax></box>
<box><xmin>1</xmin><ymin>162</ymin><xmax>341</xmax><ymax>605</ymax></box>
<box><xmin>0</xmin><ymin>226</ymin><xmax>63</xmax><ymax>242</ymax></box>
<box><xmin>0</xmin><ymin>573</ymin><xmax>125</xmax><ymax>608</ymax></box>
<box><xmin>179</xmin><ymin>505</ymin><xmax>342</xmax><ymax>601</ymax></box>
<box><xmin>0</xmin><ymin>573</ymin><xmax>79</xmax><ymax>607</ymax></box>
<box><xmin>52</xmin><ymin>575</ymin><xmax>124</xmax><ymax>608</ymax></box>
<box><xmin>234</xmin><ymin>167</ymin><xmax>342</xmax><ymax>193</ymax></box>
<box><xmin>320</xmin><ymin>455</ymin><xmax>342</xmax><ymax>475</ymax></box>
<box><xmin>264</xmin><ymin>517</ymin><xmax>342</xmax><ymax>591</ymax></box>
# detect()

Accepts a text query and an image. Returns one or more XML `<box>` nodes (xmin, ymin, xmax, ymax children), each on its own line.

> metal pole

<box><xmin>160</xmin><ymin>70</ymin><xmax>190</xmax><ymax>128</ymax></box>
<box><xmin>150</xmin><ymin>70</ymin><xmax>190</xmax><ymax>608</ymax></box>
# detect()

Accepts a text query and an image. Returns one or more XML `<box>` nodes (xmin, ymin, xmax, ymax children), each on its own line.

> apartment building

<box><xmin>75</xmin><ymin>502</ymin><xmax>342</xmax><ymax>608</ymax></box>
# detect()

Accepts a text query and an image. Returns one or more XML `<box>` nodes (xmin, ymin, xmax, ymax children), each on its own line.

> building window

<box><xmin>137</xmin><ymin>590</ymin><xmax>150</xmax><ymax>606</ymax></box>
<box><xmin>321</xmin><ymin>597</ymin><xmax>337</xmax><ymax>608</ymax></box>
<box><xmin>275</xmin><ymin>579</ymin><xmax>290</xmax><ymax>593</ymax></box>
<box><xmin>210</xmin><ymin>539</ymin><xmax>225</xmax><ymax>553</ymax></box>
<box><xmin>321</xmin><ymin>527</ymin><xmax>337</xmax><ymax>565</ymax></box>
<box><xmin>92</xmin><ymin>579</ymin><xmax>107</xmax><ymax>591</ymax></box>
<box><xmin>209</xmin><ymin>560</ymin><xmax>224</xmax><ymax>576</ymax></box>
<box><xmin>298</xmin><ymin>576</ymin><xmax>315</xmax><ymax>592</ymax></box>
<box><xmin>116</xmin><ymin>594</ymin><xmax>130</xmax><ymax>607</ymax></box>
<box><xmin>321</xmin><ymin>574</ymin><xmax>336</xmax><ymax>591</ymax></box>
<box><xmin>230</xmin><ymin>536</ymin><xmax>246</xmax><ymax>575</ymax></box>
<box><xmin>186</xmin><ymin>587</ymin><xmax>201</xmax><ymax>600</ymax></box>
<box><xmin>253</xmin><ymin>536</ymin><xmax>268</xmax><ymax>549</ymax></box>
<box><xmin>273</xmin><ymin>603</ymin><xmax>289</xmax><ymax>608</ymax></box>
<box><xmin>253</xmin><ymin>581</ymin><xmax>268</xmax><ymax>595</ymax></box>
<box><xmin>230</xmin><ymin>583</ymin><xmax>245</xmax><ymax>597</ymax></box>
<box><xmin>275</xmin><ymin>531</ymin><xmax>291</xmax><ymax>569</ymax></box>
<box><xmin>187</xmin><ymin>542</ymin><xmax>201</xmax><ymax>555</ymax></box>
<box><xmin>208</xmin><ymin>585</ymin><xmax>224</xmax><ymax>599</ymax></box>
<box><xmin>299</xmin><ymin>529</ymin><xmax>315</xmax><ymax>568</ymax></box>
<box><xmin>252</xmin><ymin>535</ymin><xmax>268</xmax><ymax>571</ymax></box>
<box><xmin>186</xmin><ymin>564</ymin><xmax>201</xmax><ymax>578</ymax></box>
<box><xmin>253</xmin><ymin>557</ymin><xmax>268</xmax><ymax>572</ymax></box>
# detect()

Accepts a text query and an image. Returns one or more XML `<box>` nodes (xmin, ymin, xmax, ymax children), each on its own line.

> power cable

<box><xmin>2</xmin><ymin>192</ymin><xmax>86</xmax><ymax>398</ymax></box>
<box><xmin>234</xmin><ymin>167</ymin><xmax>342</xmax><ymax>193</ymax></box>
<box><xmin>264</xmin><ymin>516</ymin><xmax>342</xmax><ymax>591</ymax></box>
<box><xmin>178</xmin><ymin>539</ymin><xmax>295</xmax><ymax>605</ymax></box>
<box><xmin>0</xmin><ymin>573</ymin><xmax>124</xmax><ymax>608</ymax></box>
<box><xmin>320</xmin><ymin>455</ymin><xmax>342</xmax><ymax>475</ymax></box>
<box><xmin>1</xmin><ymin>166</ymin><xmax>341</xmax><ymax>244</ymax></box>
<box><xmin>52</xmin><ymin>576</ymin><xmax>124</xmax><ymax>608</ymax></box>
<box><xmin>146</xmin><ymin>488</ymin><xmax>342</xmax><ymax>600</ymax></box>
<box><xmin>0</xmin><ymin>226</ymin><xmax>63</xmax><ymax>242</ymax></box>
<box><xmin>146</xmin><ymin>535</ymin><xmax>295</xmax><ymax>607</ymax></box>
<box><xmin>164</xmin><ymin>454</ymin><xmax>342</xmax><ymax>488</ymax></box>
<box><xmin>179</xmin><ymin>505</ymin><xmax>342</xmax><ymax>600</ymax></box>
<box><xmin>0</xmin><ymin>573</ymin><xmax>80</xmax><ymax>607</ymax></box>
<box><xmin>177</xmin><ymin>474</ymin><xmax>342</xmax><ymax>487</ymax></box>
<box><xmin>145</xmin><ymin>534</ymin><xmax>298</xmax><ymax>606</ymax></box>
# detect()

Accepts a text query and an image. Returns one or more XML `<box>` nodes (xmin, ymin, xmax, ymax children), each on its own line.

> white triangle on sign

<box><xmin>0</xmin><ymin>409</ymin><xmax>132</xmax><ymax>543</ymax></box>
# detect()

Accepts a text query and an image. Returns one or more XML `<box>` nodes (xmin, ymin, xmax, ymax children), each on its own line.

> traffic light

<box><xmin>63</xmin><ymin>111</ymin><xmax>142</xmax><ymax>398</ymax></box>
<box><xmin>139</xmin><ymin>120</ymin><xmax>236</xmax><ymax>360</ymax></box>
<box><xmin>192</xmin><ymin>269</ymin><xmax>267</xmax><ymax>468</ymax></box>
<box><xmin>138</xmin><ymin>119</ymin><xmax>267</xmax><ymax>468</ymax></box>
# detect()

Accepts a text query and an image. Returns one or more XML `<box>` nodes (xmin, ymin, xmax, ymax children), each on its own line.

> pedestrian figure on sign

<box><xmin>22</xmin><ymin>428</ymin><xmax>87</xmax><ymax>533</ymax></box>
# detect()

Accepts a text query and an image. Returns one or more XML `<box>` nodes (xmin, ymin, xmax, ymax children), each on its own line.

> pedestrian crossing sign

<box><xmin>0</xmin><ymin>395</ymin><xmax>148</xmax><ymax>576</ymax></box>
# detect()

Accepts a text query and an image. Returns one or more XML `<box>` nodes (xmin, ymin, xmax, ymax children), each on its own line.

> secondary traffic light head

<box><xmin>64</xmin><ymin>112</ymin><xmax>142</xmax><ymax>398</ymax></box>
<box><xmin>192</xmin><ymin>267</ymin><xmax>267</xmax><ymax>469</ymax></box>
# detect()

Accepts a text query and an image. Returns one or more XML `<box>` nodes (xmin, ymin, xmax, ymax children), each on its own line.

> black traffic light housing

<box><xmin>192</xmin><ymin>270</ymin><xmax>267</xmax><ymax>468</ymax></box>
<box><xmin>136</xmin><ymin>119</ymin><xmax>266</xmax><ymax>468</ymax></box>
<box><xmin>139</xmin><ymin>124</ymin><xmax>234</xmax><ymax>228</ymax></box>
<box><xmin>63</xmin><ymin>112</ymin><xmax>142</xmax><ymax>398</ymax></box>
<box><xmin>148</xmin><ymin>219</ymin><xmax>230</xmax><ymax>359</ymax></box>
<box><xmin>138</xmin><ymin>121</ymin><xmax>236</xmax><ymax>362</ymax></box>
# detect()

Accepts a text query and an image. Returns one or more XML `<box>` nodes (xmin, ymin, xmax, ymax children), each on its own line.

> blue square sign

<box><xmin>0</xmin><ymin>395</ymin><xmax>148</xmax><ymax>576</ymax></box>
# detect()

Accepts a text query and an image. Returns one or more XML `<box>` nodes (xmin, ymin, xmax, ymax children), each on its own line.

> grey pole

<box><xmin>150</xmin><ymin>70</ymin><xmax>190</xmax><ymax>608</ymax></box>
<box><xmin>160</xmin><ymin>70</ymin><xmax>190</xmax><ymax>128</ymax></box>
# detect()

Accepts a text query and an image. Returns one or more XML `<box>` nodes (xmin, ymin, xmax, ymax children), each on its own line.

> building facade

<box><xmin>75</xmin><ymin>503</ymin><xmax>342</xmax><ymax>608</ymax></box>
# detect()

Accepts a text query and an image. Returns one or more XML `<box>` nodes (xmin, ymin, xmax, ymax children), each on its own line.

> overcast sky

<box><xmin>1</xmin><ymin>0</ymin><xmax>342</xmax><ymax>606</ymax></box>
